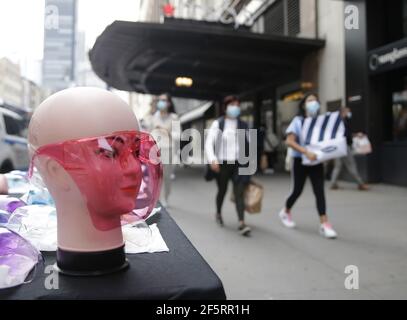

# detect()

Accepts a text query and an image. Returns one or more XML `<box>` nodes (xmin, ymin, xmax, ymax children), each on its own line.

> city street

<box><xmin>168</xmin><ymin>166</ymin><xmax>407</xmax><ymax>300</ymax></box>
<box><xmin>1</xmin><ymin>0</ymin><xmax>407</xmax><ymax>304</ymax></box>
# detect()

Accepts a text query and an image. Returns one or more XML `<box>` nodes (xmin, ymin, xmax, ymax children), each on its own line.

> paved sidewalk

<box><xmin>166</xmin><ymin>166</ymin><xmax>407</xmax><ymax>300</ymax></box>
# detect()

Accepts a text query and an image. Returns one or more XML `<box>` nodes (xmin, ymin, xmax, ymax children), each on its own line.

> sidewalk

<box><xmin>166</xmin><ymin>166</ymin><xmax>407</xmax><ymax>300</ymax></box>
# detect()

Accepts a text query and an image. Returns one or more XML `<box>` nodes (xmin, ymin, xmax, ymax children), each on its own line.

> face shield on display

<box><xmin>0</xmin><ymin>196</ymin><xmax>26</xmax><ymax>215</ymax></box>
<box><xmin>0</xmin><ymin>227</ymin><xmax>41</xmax><ymax>290</ymax></box>
<box><xmin>0</xmin><ymin>210</ymin><xmax>9</xmax><ymax>224</ymax></box>
<box><xmin>0</xmin><ymin>197</ymin><xmax>27</xmax><ymax>225</ymax></box>
<box><xmin>28</xmin><ymin>130</ymin><xmax>163</xmax><ymax>231</ymax></box>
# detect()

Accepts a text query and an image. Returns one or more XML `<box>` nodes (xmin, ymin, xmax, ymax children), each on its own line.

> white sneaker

<box><xmin>319</xmin><ymin>223</ymin><xmax>338</xmax><ymax>239</ymax></box>
<box><xmin>279</xmin><ymin>209</ymin><xmax>296</xmax><ymax>229</ymax></box>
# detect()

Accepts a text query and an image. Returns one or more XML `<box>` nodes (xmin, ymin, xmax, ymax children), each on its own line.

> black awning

<box><xmin>89</xmin><ymin>19</ymin><xmax>324</xmax><ymax>100</ymax></box>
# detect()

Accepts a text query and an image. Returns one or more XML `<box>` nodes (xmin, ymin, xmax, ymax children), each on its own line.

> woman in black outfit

<box><xmin>278</xmin><ymin>93</ymin><xmax>338</xmax><ymax>239</ymax></box>
<box><xmin>205</xmin><ymin>96</ymin><xmax>252</xmax><ymax>236</ymax></box>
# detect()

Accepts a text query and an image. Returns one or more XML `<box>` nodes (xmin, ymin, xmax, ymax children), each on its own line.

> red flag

<box><xmin>163</xmin><ymin>3</ymin><xmax>175</xmax><ymax>17</ymax></box>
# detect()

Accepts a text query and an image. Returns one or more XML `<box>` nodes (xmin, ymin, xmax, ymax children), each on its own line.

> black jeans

<box><xmin>216</xmin><ymin>163</ymin><xmax>245</xmax><ymax>222</ymax></box>
<box><xmin>286</xmin><ymin>157</ymin><xmax>326</xmax><ymax>216</ymax></box>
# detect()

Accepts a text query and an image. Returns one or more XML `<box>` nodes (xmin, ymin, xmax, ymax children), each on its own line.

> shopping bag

<box><xmin>299</xmin><ymin>111</ymin><xmax>347</xmax><ymax>166</ymax></box>
<box><xmin>302</xmin><ymin>136</ymin><xmax>348</xmax><ymax>166</ymax></box>
<box><xmin>204</xmin><ymin>164</ymin><xmax>217</xmax><ymax>181</ymax></box>
<box><xmin>285</xmin><ymin>148</ymin><xmax>293</xmax><ymax>172</ymax></box>
<box><xmin>352</xmin><ymin>135</ymin><xmax>372</xmax><ymax>155</ymax></box>
<box><xmin>245</xmin><ymin>181</ymin><xmax>264</xmax><ymax>214</ymax></box>
<box><xmin>230</xmin><ymin>180</ymin><xmax>264</xmax><ymax>214</ymax></box>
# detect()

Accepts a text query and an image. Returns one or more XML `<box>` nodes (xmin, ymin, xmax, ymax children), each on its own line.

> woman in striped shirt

<box><xmin>279</xmin><ymin>93</ymin><xmax>338</xmax><ymax>239</ymax></box>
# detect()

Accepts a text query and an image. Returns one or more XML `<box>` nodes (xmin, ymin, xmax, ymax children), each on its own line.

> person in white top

<box><xmin>139</xmin><ymin>96</ymin><xmax>158</xmax><ymax>133</ymax></box>
<box><xmin>150</xmin><ymin>93</ymin><xmax>180</xmax><ymax>208</ymax></box>
<box><xmin>205</xmin><ymin>96</ymin><xmax>252</xmax><ymax>237</ymax></box>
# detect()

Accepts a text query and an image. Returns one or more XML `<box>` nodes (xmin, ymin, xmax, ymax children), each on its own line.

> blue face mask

<box><xmin>157</xmin><ymin>100</ymin><xmax>168</xmax><ymax>111</ymax></box>
<box><xmin>226</xmin><ymin>105</ymin><xmax>241</xmax><ymax>118</ymax></box>
<box><xmin>347</xmin><ymin>112</ymin><xmax>352</xmax><ymax>119</ymax></box>
<box><xmin>305</xmin><ymin>100</ymin><xmax>320</xmax><ymax>116</ymax></box>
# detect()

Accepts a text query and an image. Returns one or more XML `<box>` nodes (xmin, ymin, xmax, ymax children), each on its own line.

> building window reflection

<box><xmin>392</xmin><ymin>87</ymin><xmax>407</xmax><ymax>141</ymax></box>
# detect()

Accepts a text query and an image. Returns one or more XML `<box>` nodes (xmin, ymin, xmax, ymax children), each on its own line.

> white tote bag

<box><xmin>352</xmin><ymin>135</ymin><xmax>372</xmax><ymax>155</ymax></box>
<box><xmin>300</xmin><ymin>111</ymin><xmax>348</xmax><ymax>166</ymax></box>
<box><xmin>302</xmin><ymin>136</ymin><xmax>348</xmax><ymax>166</ymax></box>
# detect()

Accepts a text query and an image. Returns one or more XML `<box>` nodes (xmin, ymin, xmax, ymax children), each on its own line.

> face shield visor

<box><xmin>28</xmin><ymin>131</ymin><xmax>163</xmax><ymax>231</ymax></box>
<box><xmin>0</xmin><ymin>227</ymin><xmax>41</xmax><ymax>289</ymax></box>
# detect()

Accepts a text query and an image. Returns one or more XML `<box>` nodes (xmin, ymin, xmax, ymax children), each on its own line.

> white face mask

<box><xmin>305</xmin><ymin>100</ymin><xmax>320</xmax><ymax>116</ymax></box>
<box><xmin>226</xmin><ymin>105</ymin><xmax>241</xmax><ymax>118</ymax></box>
<box><xmin>157</xmin><ymin>100</ymin><xmax>168</xmax><ymax>111</ymax></box>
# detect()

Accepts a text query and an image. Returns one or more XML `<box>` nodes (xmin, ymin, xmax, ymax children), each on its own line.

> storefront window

<box><xmin>392</xmin><ymin>90</ymin><xmax>407</xmax><ymax>141</ymax></box>
<box><xmin>240</xmin><ymin>101</ymin><xmax>254</xmax><ymax>128</ymax></box>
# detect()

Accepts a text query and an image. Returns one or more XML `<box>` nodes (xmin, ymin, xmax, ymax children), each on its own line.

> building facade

<box><xmin>137</xmin><ymin>0</ymin><xmax>345</xmax><ymax>111</ymax></box>
<box><xmin>251</xmin><ymin>0</ymin><xmax>346</xmax><ymax>149</ymax></box>
<box><xmin>0</xmin><ymin>57</ymin><xmax>49</xmax><ymax>111</ymax></box>
<box><xmin>0</xmin><ymin>57</ymin><xmax>23</xmax><ymax>107</ymax></box>
<box><xmin>76</xmin><ymin>31</ymin><xmax>106</xmax><ymax>90</ymax></box>
<box><xmin>345</xmin><ymin>0</ymin><xmax>407</xmax><ymax>186</ymax></box>
<box><xmin>42</xmin><ymin>0</ymin><xmax>77</xmax><ymax>91</ymax></box>
<box><xmin>21</xmin><ymin>78</ymin><xmax>45</xmax><ymax>110</ymax></box>
<box><xmin>115</xmin><ymin>0</ymin><xmax>347</xmax><ymax>167</ymax></box>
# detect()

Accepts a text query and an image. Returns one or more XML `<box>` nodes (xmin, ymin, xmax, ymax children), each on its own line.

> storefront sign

<box><xmin>163</xmin><ymin>1</ymin><xmax>257</xmax><ymax>29</ymax></box>
<box><xmin>348</xmin><ymin>95</ymin><xmax>362</xmax><ymax>103</ymax></box>
<box><xmin>368</xmin><ymin>38</ymin><xmax>407</xmax><ymax>74</ymax></box>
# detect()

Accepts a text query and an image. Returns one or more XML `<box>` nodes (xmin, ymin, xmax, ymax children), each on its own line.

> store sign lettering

<box><xmin>344</xmin><ymin>5</ymin><xmax>359</xmax><ymax>30</ymax></box>
<box><xmin>369</xmin><ymin>46</ymin><xmax>407</xmax><ymax>72</ymax></box>
<box><xmin>169</xmin><ymin>1</ymin><xmax>257</xmax><ymax>29</ymax></box>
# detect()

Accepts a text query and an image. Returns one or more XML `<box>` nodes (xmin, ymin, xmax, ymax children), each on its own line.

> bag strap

<box><xmin>214</xmin><ymin>117</ymin><xmax>225</xmax><ymax>159</ymax></box>
<box><xmin>319</xmin><ymin>113</ymin><xmax>331</xmax><ymax>141</ymax></box>
<box><xmin>305</xmin><ymin>116</ymin><xmax>318</xmax><ymax>145</ymax></box>
<box><xmin>218</xmin><ymin>116</ymin><xmax>225</xmax><ymax>132</ymax></box>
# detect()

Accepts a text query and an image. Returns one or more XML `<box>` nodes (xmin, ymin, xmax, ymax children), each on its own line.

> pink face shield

<box><xmin>28</xmin><ymin>131</ymin><xmax>162</xmax><ymax>231</ymax></box>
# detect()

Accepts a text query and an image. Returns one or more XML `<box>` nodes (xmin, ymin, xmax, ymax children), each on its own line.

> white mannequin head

<box><xmin>28</xmin><ymin>87</ymin><xmax>140</xmax><ymax>252</ymax></box>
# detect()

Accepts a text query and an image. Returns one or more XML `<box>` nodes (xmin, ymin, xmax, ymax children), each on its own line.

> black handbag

<box><xmin>204</xmin><ymin>117</ymin><xmax>224</xmax><ymax>182</ymax></box>
<box><xmin>204</xmin><ymin>164</ymin><xmax>217</xmax><ymax>181</ymax></box>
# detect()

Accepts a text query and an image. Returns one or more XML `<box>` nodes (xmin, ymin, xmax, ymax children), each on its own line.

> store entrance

<box><xmin>379</xmin><ymin>68</ymin><xmax>407</xmax><ymax>186</ymax></box>
<box><xmin>392</xmin><ymin>87</ymin><xmax>407</xmax><ymax>142</ymax></box>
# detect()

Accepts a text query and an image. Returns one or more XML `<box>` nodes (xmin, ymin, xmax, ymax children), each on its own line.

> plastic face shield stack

<box><xmin>29</xmin><ymin>130</ymin><xmax>163</xmax><ymax>231</ymax></box>
<box><xmin>0</xmin><ymin>227</ymin><xmax>41</xmax><ymax>289</ymax></box>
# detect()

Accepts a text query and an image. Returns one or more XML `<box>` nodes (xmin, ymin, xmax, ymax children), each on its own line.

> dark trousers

<box><xmin>265</xmin><ymin>151</ymin><xmax>275</xmax><ymax>169</ymax></box>
<box><xmin>286</xmin><ymin>157</ymin><xmax>326</xmax><ymax>216</ymax></box>
<box><xmin>216</xmin><ymin>163</ymin><xmax>245</xmax><ymax>222</ymax></box>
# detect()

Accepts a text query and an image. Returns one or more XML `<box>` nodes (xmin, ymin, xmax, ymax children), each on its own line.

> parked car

<box><xmin>0</xmin><ymin>107</ymin><xmax>29</xmax><ymax>173</ymax></box>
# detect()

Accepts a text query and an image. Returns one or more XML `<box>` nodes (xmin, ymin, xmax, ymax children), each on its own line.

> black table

<box><xmin>0</xmin><ymin>207</ymin><xmax>226</xmax><ymax>300</ymax></box>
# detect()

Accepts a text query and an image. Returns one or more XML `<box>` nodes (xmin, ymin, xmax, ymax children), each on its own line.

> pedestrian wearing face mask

<box><xmin>205</xmin><ymin>96</ymin><xmax>252</xmax><ymax>236</ymax></box>
<box><xmin>330</xmin><ymin>106</ymin><xmax>369</xmax><ymax>191</ymax></box>
<box><xmin>278</xmin><ymin>93</ymin><xmax>338</xmax><ymax>239</ymax></box>
<box><xmin>150</xmin><ymin>93</ymin><xmax>180</xmax><ymax>208</ymax></box>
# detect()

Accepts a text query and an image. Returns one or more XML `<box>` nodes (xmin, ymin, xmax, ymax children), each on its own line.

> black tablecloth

<box><xmin>0</xmin><ymin>207</ymin><xmax>226</xmax><ymax>300</ymax></box>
